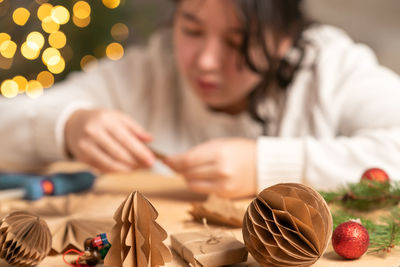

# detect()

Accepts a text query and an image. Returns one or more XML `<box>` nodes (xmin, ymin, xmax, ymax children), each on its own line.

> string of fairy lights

<box><xmin>0</xmin><ymin>0</ymin><xmax>129</xmax><ymax>99</ymax></box>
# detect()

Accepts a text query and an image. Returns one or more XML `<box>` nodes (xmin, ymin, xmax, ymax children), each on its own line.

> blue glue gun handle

<box><xmin>0</xmin><ymin>171</ymin><xmax>96</xmax><ymax>200</ymax></box>
<box><xmin>0</xmin><ymin>173</ymin><xmax>42</xmax><ymax>189</ymax></box>
<box><xmin>51</xmin><ymin>171</ymin><xmax>96</xmax><ymax>195</ymax></box>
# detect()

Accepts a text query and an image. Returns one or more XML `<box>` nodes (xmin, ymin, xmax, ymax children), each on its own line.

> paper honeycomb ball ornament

<box><xmin>0</xmin><ymin>211</ymin><xmax>52</xmax><ymax>267</ymax></box>
<box><xmin>243</xmin><ymin>183</ymin><xmax>332</xmax><ymax>267</ymax></box>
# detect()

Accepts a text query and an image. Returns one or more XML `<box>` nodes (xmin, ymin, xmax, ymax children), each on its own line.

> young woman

<box><xmin>1</xmin><ymin>0</ymin><xmax>400</xmax><ymax>198</ymax></box>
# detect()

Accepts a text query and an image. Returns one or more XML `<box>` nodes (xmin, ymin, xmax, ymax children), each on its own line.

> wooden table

<box><xmin>0</xmin><ymin>162</ymin><xmax>399</xmax><ymax>267</ymax></box>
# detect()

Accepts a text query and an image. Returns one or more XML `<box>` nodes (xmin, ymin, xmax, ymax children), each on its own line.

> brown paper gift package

<box><xmin>170</xmin><ymin>231</ymin><xmax>248</xmax><ymax>267</ymax></box>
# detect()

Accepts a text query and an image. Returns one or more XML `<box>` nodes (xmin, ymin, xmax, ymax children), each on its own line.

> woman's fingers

<box><xmin>164</xmin><ymin>145</ymin><xmax>215</xmax><ymax>172</ymax></box>
<box><xmin>108</xmin><ymin>123</ymin><xmax>155</xmax><ymax>167</ymax></box>
<box><xmin>89</xmin><ymin>127</ymin><xmax>137</xmax><ymax>167</ymax></box>
<box><xmin>65</xmin><ymin>108</ymin><xmax>156</xmax><ymax>171</ymax></box>
<box><xmin>77</xmin><ymin>140</ymin><xmax>134</xmax><ymax>172</ymax></box>
<box><xmin>180</xmin><ymin>164</ymin><xmax>220</xmax><ymax>181</ymax></box>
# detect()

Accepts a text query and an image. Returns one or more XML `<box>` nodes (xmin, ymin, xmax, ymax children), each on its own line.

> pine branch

<box><xmin>320</xmin><ymin>181</ymin><xmax>400</xmax><ymax>211</ymax></box>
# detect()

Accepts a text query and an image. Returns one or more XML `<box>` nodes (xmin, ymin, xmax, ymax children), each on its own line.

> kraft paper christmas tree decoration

<box><xmin>243</xmin><ymin>183</ymin><xmax>332</xmax><ymax>267</ymax></box>
<box><xmin>104</xmin><ymin>191</ymin><xmax>172</xmax><ymax>267</ymax></box>
<box><xmin>189</xmin><ymin>194</ymin><xmax>245</xmax><ymax>228</ymax></box>
<box><xmin>0</xmin><ymin>211</ymin><xmax>52</xmax><ymax>266</ymax></box>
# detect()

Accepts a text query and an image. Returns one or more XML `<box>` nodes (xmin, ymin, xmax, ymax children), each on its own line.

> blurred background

<box><xmin>0</xmin><ymin>0</ymin><xmax>399</xmax><ymax>98</ymax></box>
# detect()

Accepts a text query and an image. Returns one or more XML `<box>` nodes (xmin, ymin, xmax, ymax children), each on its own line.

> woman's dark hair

<box><xmin>234</xmin><ymin>0</ymin><xmax>310</xmax><ymax>133</ymax></box>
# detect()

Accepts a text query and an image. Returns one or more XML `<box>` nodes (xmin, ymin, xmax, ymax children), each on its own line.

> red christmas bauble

<box><xmin>332</xmin><ymin>220</ymin><xmax>369</xmax><ymax>259</ymax></box>
<box><xmin>361</xmin><ymin>168</ymin><xmax>389</xmax><ymax>183</ymax></box>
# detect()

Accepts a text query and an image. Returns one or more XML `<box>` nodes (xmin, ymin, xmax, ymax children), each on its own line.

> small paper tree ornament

<box><xmin>104</xmin><ymin>191</ymin><xmax>172</xmax><ymax>267</ymax></box>
<box><xmin>243</xmin><ymin>183</ymin><xmax>332</xmax><ymax>267</ymax></box>
<box><xmin>0</xmin><ymin>211</ymin><xmax>52</xmax><ymax>267</ymax></box>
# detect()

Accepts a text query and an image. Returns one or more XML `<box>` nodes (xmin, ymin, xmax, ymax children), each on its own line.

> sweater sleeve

<box><xmin>256</xmin><ymin>27</ymin><xmax>400</xmax><ymax>191</ymax></box>
<box><xmin>0</xmin><ymin>45</ymin><xmax>151</xmax><ymax>169</ymax></box>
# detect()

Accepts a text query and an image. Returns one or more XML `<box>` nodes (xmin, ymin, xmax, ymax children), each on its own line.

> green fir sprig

<box><xmin>320</xmin><ymin>181</ymin><xmax>400</xmax><ymax>210</ymax></box>
<box><xmin>332</xmin><ymin>207</ymin><xmax>400</xmax><ymax>254</ymax></box>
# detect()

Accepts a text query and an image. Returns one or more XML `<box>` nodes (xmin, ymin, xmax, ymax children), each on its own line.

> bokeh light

<box><xmin>27</xmin><ymin>31</ymin><xmax>45</xmax><ymax>50</ymax></box>
<box><xmin>1</xmin><ymin>80</ymin><xmax>19</xmax><ymax>98</ymax></box>
<box><xmin>0</xmin><ymin>33</ymin><xmax>11</xmax><ymax>45</ymax></box>
<box><xmin>106</xmin><ymin>42</ymin><xmax>124</xmax><ymax>60</ymax></box>
<box><xmin>12</xmin><ymin>7</ymin><xmax>30</xmax><ymax>26</ymax></box>
<box><xmin>49</xmin><ymin>31</ymin><xmax>66</xmax><ymax>49</ymax></box>
<box><xmin>37</xmin><ymin>70</ymin><xmax>54</xmax><ymax>88</ymax></box>
<box><xmin>0</xmin><ymin>40</ymin><xmax>17</xmax><ymax>58</ymax></box>
<box><xmin>73</xmin><ymin>1</ymin><xmax>91</xmax><ymax>19</ymax></box>
<box><xmin>42</xmin><ymin>47</ymin><xmax>60</xmax><ymax>65</ymax></box>
<box><xmin>102</xmin><ymin>0</ymin><xmax>120</xmax><ymax>9</ymax></box>
<box><xmin>111</xmin><ymin>23</ymin><xmax>129</xmax><ymax>42</ymax></box>
<box><xmin>42</xmin><ymin>16</ymin><xmax>60</xmax><ymax>33</ymax></box>
<box><xmin>51</xmin><ymin>5</ymin><xmax>69</xmax><ymax>25</ymax></box>
<box><xmin>72</xmin><ymin>15</ymin><xmax>90</xmax><ymax>28</ymax></box>
<box><xmin>47</xmin><ymin>57</ymin><xmax>65</xmax><ymax>74</ymax></box>
<box><xmin>21</xmin><ymin>42</ymin><xmax>40</xmax><ymax>60</ymax></box>
<box><xmin>26</xmin><ymin>80</ymin><xmax>43</xmax><ymax>98</ymax></box>
<box><xmin>12</xmin><ymin>75</ymin><xmax>28</xmax><ymax>93</ymax></box>
<box><xmin>80</xmin><ymin>55</ymin><xmax>97</xmax><ymax>71</ymax></box>
<box><xmin>1</xmin><ymin>0</ymin><xmax>129</xmax><ymax>98</ymax></box>
<box><xmin>37</xmin><ymin>3</ymin><xmax>53</xmax><ymax>21</ymax></box>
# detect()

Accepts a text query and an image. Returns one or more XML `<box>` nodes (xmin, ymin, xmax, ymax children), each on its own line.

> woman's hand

<box><xmin>164</xmin><ymin>138</ymin><xmax>257</xmax><ymax>198</ymax></box>
<box><xmin>65</xmin><ymin>108</ymin><xmax>155</xmax><ymax>172</ymax></box>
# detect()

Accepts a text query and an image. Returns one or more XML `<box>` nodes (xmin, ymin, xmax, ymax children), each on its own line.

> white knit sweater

<box><xmin>1</xmin><ymin>25</ymin><xmax>400</xmax><ymax>191</ymax></box>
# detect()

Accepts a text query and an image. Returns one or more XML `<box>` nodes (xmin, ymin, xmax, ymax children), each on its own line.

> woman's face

<box><xmin>173</xmin><ymin>0</ymin><xmax>261</xmax><ymax>114</ymax></box>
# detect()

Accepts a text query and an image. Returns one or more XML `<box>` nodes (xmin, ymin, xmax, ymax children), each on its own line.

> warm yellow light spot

<box><xmin>73</xmin><ymin>1</ymin><xmax>91</xmax><ymax>19</ymax></box>
<box><xmin>111</xmin><ymin>23</ymin><xmax>129</xmax><ymax>42</ymax></box>
<box><xmin>42</xmin><ymin>16</ymin><xmax>60</xmax><ymax>33</ymax></box>
<box><xmin>102</xmin><ymin>0</ymin><xmax>120</xmax><ymax>9</ymax></box>
<box><xmin>51</xmin><ymin>5</ymin><xmax>69</xmax><ymax>24</ymax></box>
<box><xmin>42</xmin><ymin>47</ymin><xmax>61</xmax><ymax>66</ymax></box>
<box><xmin>72</xmin><ymin>15</ymin><xmax>90</xmax><ymax>28</ymax></box>
<box><xmin>37</xmin><ymin>71</ymin><xmax>54</xmax><ymax>88</ymax></box>
<box><xmin>106</xmin><ymin>42</ymin><xmax>124</xmax><ymax>61</ymax></box>
<box><xmin>37</xmin><ymin>3</ymin><xmax>53</xmax><ymax>21</ymax></box>
<box><xmin>26</xmin><ymin>80</ymin><xmax>43</xmax><ymax>98</ymax></box>
<box><xmin>0</xmin><ymin>0</ymin><xmax>4</xmax><ymax>3</ymax></box>
<box><xmin>0</xmin><ymin>40</ymin><xmax>17</xmax><ymax>58</ymax></box>
<box><xmin>21</xmin><ymin>42</ymin><xmax>40</xmax><ymax>60</ymax></box>
<box><xmin>0</xmin><ymin>33</ymin><xmax>11</xmax><ymax>46</ymax></box>
<box><xmin>80</xmin><ymin>55</ymin><xmax>97</xmax><ymax>71</ymax></box>
<box><xmin>13</xmin><ymin>76</ymin><xmax>28</xmax><ymax>93</ymax></box>
<box><xmin>47</xmin><ymin>57</ymin><xmax>65</xmax><ymax>74</ymax></box>
<box><xmin>48</xmin><ymin>31</ymin><xmax>66</xmax><ymax>49</ymax></box>
<box><xmin>12</xmin><ymin>8</ymin><xmax>30</xmax><ymax>26</ymax></box>
<box><xmin>1</xmin><ymin>80</ymin><xmax>19</xmax><ymax>98</ymax></box>
<box><xmin>26</xmin><ymin>31</ymin><xmax>45</xmax><ymax>50</ymax></box>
